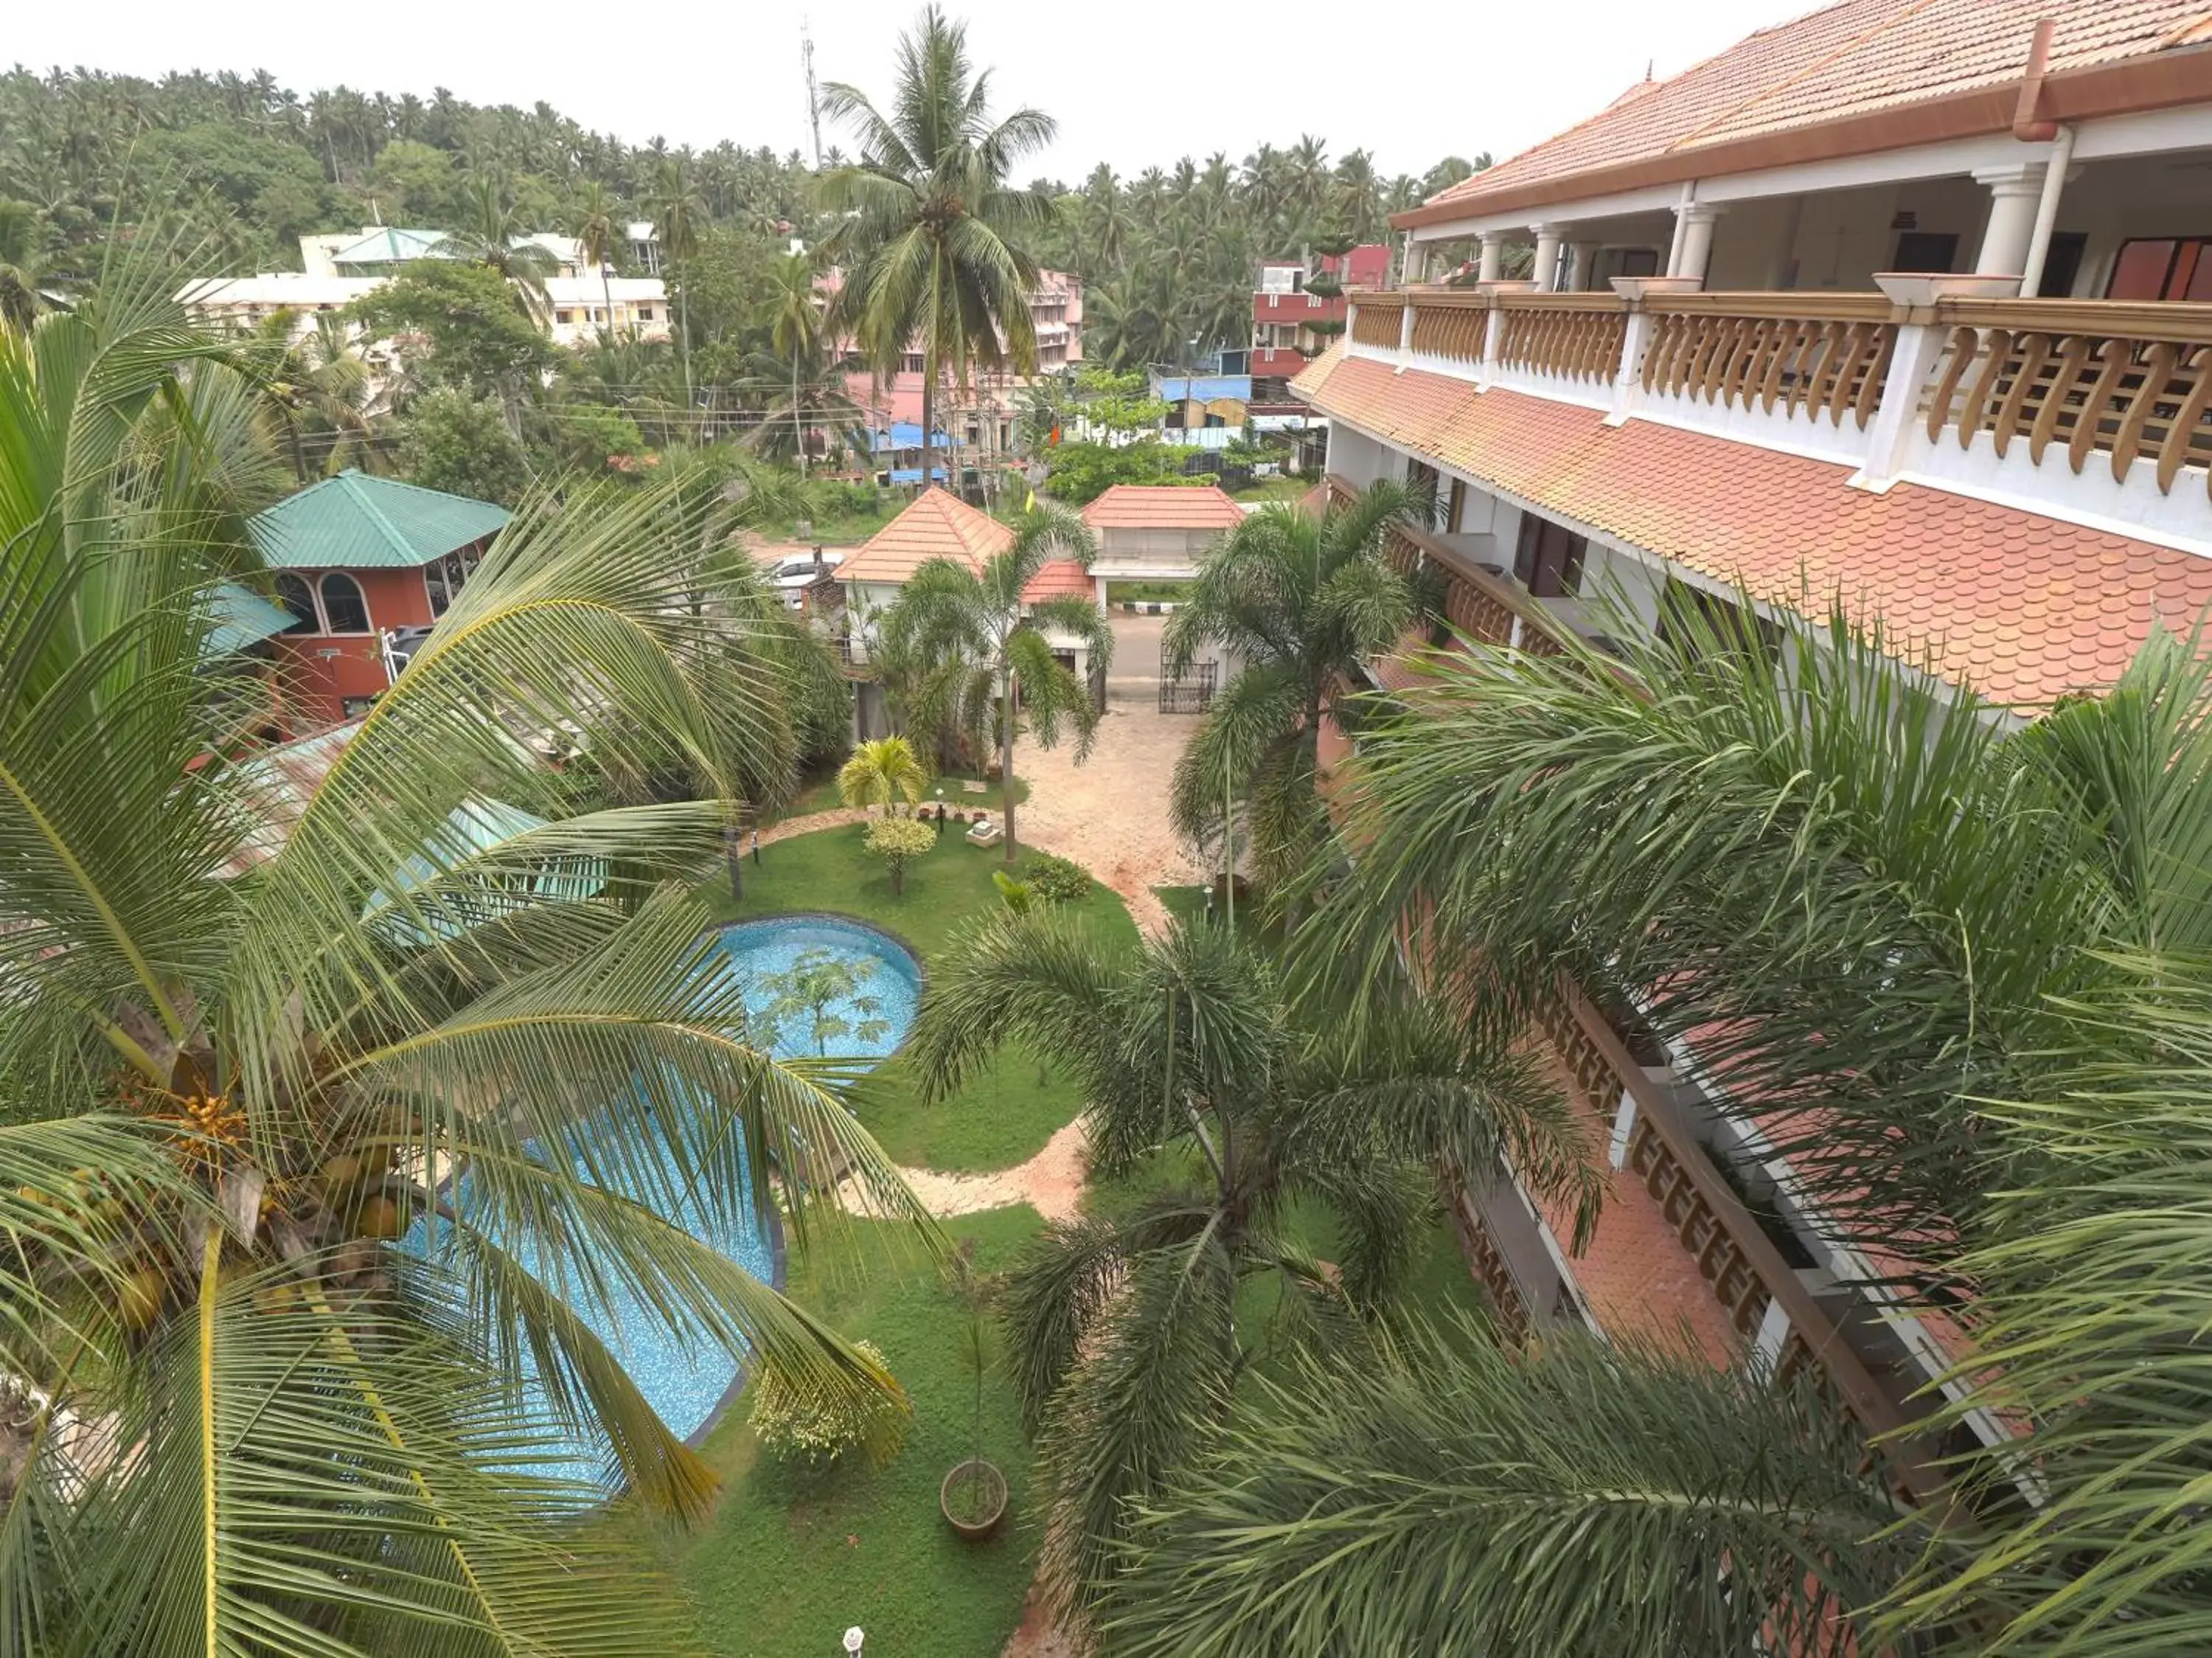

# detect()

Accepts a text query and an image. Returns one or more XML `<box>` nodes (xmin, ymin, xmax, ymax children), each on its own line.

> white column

<box><xmin>1606</xmin><ymin>308</ymin><xmax>1655</xmax><ymax>427</ymax></box>
<box><xmin>1565</xmin><ymin>242</ymin><xmax>1599</xmax><ymax>293</ymax></box>
<box><xmin>1973</xmin><ymin>162</ymin><xmax>2046</xmax><ymax>278</ymax></box>
<box><xmin>1675</xmin><ymin>204</ymin><xmax>1724</xmax><ymax>285</ymax></box>
<box><xmin>1476</xmin><ymin>235</ymin><xmax>1504</xmax><ymax>282</ymax></box>
<box><xmin>1747</xmin><ymin>1296</ymin><xmax>1793</xmax><ymax>1381</ymax></box>
<box><xmin>1530</xmin><ymin>224</ymin><xmax>1564</xmax><ymax>292</ymax></box>
<box><xmin>1606</xmin><ymin>1090</ymin><xmax>1638</xmax><ymax>1170</ymax></box>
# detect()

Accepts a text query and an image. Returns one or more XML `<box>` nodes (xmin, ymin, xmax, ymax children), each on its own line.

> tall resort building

<box><xmin>1302</xmin><ymin>0</ymin><xmax>2212</xmax><ymax>1486</ymax></box>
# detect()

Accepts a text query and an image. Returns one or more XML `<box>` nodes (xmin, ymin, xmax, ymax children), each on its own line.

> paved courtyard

<box><xmin>1006</xmin><ymin>612</ymin><xmax>1205</xmax><ymax>935</ymax></box>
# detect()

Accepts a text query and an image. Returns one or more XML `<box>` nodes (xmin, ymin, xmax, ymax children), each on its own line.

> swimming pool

<box><xmin>403</xmin><ymin>914</ymin><xmax>922</xmax><ymax>1485</ymax></box>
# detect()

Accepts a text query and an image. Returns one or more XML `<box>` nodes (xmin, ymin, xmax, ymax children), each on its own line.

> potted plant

<box><xmin>939</xmin><ymin>1245</ymin><xmax>1007</xmax><ymax>1541</ymax></box>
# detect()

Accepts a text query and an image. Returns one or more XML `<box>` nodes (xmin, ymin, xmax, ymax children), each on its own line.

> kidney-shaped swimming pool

<box><xmin>403</xmin><ymin>914</ymin><xmax>922</xmax><ymax>1485</ymax></box>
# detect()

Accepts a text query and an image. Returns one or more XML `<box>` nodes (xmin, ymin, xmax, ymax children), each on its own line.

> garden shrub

<box><xmin>748</xmin><ymin>1340</ymin><xmax>908</xmax><ymax>1468</ymax></box>
<box><xmin>1023</xmin><ymin>852</ymin><xmax>1091</xmax><ymax>905</ymax></box>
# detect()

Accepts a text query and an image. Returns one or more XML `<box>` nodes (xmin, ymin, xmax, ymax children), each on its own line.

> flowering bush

<box><xmin>864</xmin><ymin>815</ymin><xmax>936</xmax><ymax>895</ymax></box>
<box><xmin>748</xmin><ymin>1341</ymin><xmax>909</xmax><ymax>1468</ymax></box>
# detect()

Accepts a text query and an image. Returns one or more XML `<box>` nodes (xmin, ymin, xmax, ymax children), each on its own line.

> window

<box><xmin>1512</xmin><ymin>513</ymin><xmax>1587</xmax><ymax>598</ymax></box>
<box><xmin>425</xmin><ymin>550</ymin><xmax>471</xmax><ymax>617</ymax></box>
<box><xmin>319</xmin><ymin>572</ymin><xmax>372</xmax><ymax>634</ymax></box>
<box><xmin>1447</xmin><ymin>479</ymin><xmax>1467</xmax><ymax>534</ymax></box>
<box><xmin>341</xmin><ymin>695</ymin><xmax>382</xmax><ymax>718</ymax></box>
<box><xmin>555</xmin><ymin>309</ymin><xmax>574</xmax><ymax>324</ymax></box>
<box><xmin>2036</xmin><ymin>232</ymin><xmax>2087</xmax><ymax>298</ymax></box>
<box><xmin>274</xmin><ymin>572</ymin><xmax>320</xmax><ymax>634</ymax></box>
<box><xmin>1659</xmin><ymin>577</ymin><xmax>1779</xmax><ymax>664</ymax></box>
<box><xmin>636</xmin><ymin>305</ymin><xmax>654</xmax><ymax>321</ymax></box>
<box><xmin>1406</xmin><ymin>459</ymin><xmax>1441</xmax><ymax>507</ymax></box>
<box><xmin>2106</xmin><ymin>237</ymin><xmax>2212</xmax><ymax>301</ymax></box>
<box><xmin>1891</xmin><ymin>232</ymin><xmax>1959</xmax><ymax>274</ymax></box>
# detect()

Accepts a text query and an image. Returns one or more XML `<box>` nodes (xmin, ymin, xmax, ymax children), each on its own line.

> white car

<box><xmin>763</xmin><ymin>550</ymin><xmax>845</xmax><ymax>610</ymax></box>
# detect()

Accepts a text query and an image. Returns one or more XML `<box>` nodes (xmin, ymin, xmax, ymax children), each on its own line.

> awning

<box><xmin>203</xmin><ymin>583</ymin><xmax>297</xmax><ymax>657</ymax></box>
<box><xmin>362</xmin><ymin>798</ymin><xmax>607</xmax><ymax>945</ymax></box>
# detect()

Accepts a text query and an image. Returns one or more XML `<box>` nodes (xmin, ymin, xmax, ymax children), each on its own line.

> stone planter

<box><xmin>940</xmin><ymin>1458</ymin><xmax>1008</xmax><ymax>1542</ymax></box>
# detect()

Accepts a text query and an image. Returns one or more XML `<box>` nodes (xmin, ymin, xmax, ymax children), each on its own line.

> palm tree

<box><xmin>649</xmin><ymin>156</ymin><xmax>705</xmax><ymax>406</ymax></box>
<box><xmin>875</xmin><ymin>502</ymin><xmax>1109</xmax><ymax>861</ymax></box>
<box><xmin>838</xmin><ymin>735</ymin><xmax>928</xmax><ymax>816</ymax></box>
<box><xmin>0</xmin><ymin>277</ymin><xmax>928</xmax><ymax>1652</ymax></box>
<box><xmin>246</xmin><ymin>308</ymin><xmax>379</xmax><ymax>482</ymax></box>
<box><xmin>0</xmin><ymin>199</ymin><xmax>60</xmax><ymax>327</ymax></box>
<box><xmin>904</xmin><ymin>910</ymin><xmax>1598</xmax><ymax>1629</ymax></box>
<box><xmin>1164</xmin><ymin>479</ymin><xmax>1430</xmax><ymax>906</ymax></box>
<box><xmin>1104</xmin><ymin>1318</ymin><xmax>1927</xmax><ymax>1657</ymax></box>
<box><xmin>569</xmin><ymin>178</ymin><xmax>621</xmax><ymax>340</ymax></box>
<box><xmin>763</xmin><ymin>248</ymin><xmax>823</xmax><ymax>474</ymax></box>
<box><xmin>1225</xmin><ymin>603</ymin><xmax>2212</xmax><ymax>1651</ymax></box>
<box><xmin>817</xmin><ymin>5</ymin><xmax>1059</xmax><ymax>468</ymax></box>
<box><xmin>435</xmin><ymin>165</ymin><xmax>559</xmax><ymax>319</ymax></box>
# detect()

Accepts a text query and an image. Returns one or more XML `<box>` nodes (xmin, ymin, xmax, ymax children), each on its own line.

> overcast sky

<box><xmin>10</xmin><ymin>0</ymin><xmax>1818</xmax><ymax>185</ymax></box>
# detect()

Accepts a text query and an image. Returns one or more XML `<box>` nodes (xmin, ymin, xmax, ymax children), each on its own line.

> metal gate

<box><xmin>1158</xmin><ymin>658</ymin><xmax>1218</xmax><ymax>714</ymax></box>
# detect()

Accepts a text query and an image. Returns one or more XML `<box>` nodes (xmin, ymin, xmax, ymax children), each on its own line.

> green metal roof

<box><xmin>203</xmin><ymin>583</ymin><xmax>297</xmax><ymax>656</ymax></box>
<box><xmin>362</xmin><ymin>798</ymin><xmax>607</xmax><ymax>945</ymax></box>
<box><xmin>248</xmin><ymin>470</ymin><xmax>511</xmax><ymax>571</ymax></box>
<box><xmin>330</xmin><ymin>226</ymin><xmax>447</xmax><ymax>266</ymax></box>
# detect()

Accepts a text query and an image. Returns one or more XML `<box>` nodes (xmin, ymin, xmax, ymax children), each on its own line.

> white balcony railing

<box><xmin>1342</xmin><ymin>284</ymin><xmax>2212</xmax><ymax>553</ymax></box>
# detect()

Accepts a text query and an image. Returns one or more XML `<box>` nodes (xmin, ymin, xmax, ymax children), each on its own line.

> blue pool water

<box><xmin>403</xmin><ymin>915</ymin><xmax>922</xmax><ymax>1486</ymax></box>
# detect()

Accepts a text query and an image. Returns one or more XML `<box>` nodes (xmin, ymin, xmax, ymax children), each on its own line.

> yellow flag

<box><xmin>1024</xmin><ymin>488</ymin><xmax>1036</xmax><ymax>511</ymax></box>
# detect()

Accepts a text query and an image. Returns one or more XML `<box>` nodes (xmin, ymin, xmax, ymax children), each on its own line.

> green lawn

<box><xmin>1105</xmin><ymin>579</ymin><xmax>1192</xmax><ymax>604</ymax></box>
<box><xmin>710</xmin><ymin>823</ymin><xmax>1136</xmax><ymax>1171</ymax></box>
<box><xmin>1229</xmin><ymin>474</ymin><xmax>1313</xmax><ymax>503</ymax></box>
<box><xmin>636</xmin><ymin>1206</ymin><xmax>1047</xmax><ymax>1658</ymax></box>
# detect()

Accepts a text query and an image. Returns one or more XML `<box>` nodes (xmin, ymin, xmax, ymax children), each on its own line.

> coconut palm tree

<box><xmin>0</xmin><ymin>275</ymin><xmax>927</xmax><ymax>1654</ymax></box>
<box><xmin>649</xmin><ymin>157</ymin><xmax>705</xmax><ymax>406</ymax></box>
<box><xmin>838</xmin><ymin>735</ymin><xmax>928</xmax><ymax>817</ymax></box>
<box><xmin>904</xmin><ymin>910</ymin><xmax>1599</xmax><ymax>1631</ymax></box>
<box><xmin>1164</xmin><ymin>479</ymin><xmax>1432</xmax><ymax>908</ymax></box>
<box><xmin>762</xmin><ymin>248</ymin><xmax>823</xmax><ymax>474</ymax></box>
<box><xmin>0</xmin><ymin>199</ymin><xmax>60</xmax><ymax>327</ymax></box>
<box><xmin>817</xmin><ymin>4</ymin><xmax>1059</xmax><ymax>464</ymax></box>
<box><xmin>434</xmin><ymin>165</ymin><xmax>560</xmax><ymax>320</ymax></box>
<box><xmin>246</xmin><ymin>308</ymin><xmax>380</xmax><ymax>482</ymax></box>
<box><xmin>569</xmin><ymin>178</ymin><xmax>621</xmax><ymax>340</ymax></box>
<box><xmin>874</xmin><ymin>502</ymin><xmax>1109</xmax><ymax>861</ymax></box>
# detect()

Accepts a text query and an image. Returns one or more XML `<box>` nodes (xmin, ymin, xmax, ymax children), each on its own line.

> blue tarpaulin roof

<box><xmin>872</xmin><ymin>422</ymin><xmax>950</xmax><ymax>451</ymax></box>
<box><xmin>888</xmin><ymin>466</ymin><xmax>950</xmax><ymax>485</ymax></box>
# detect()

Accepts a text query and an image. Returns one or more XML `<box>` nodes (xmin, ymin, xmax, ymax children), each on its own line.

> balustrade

<box><xmin>1407</xmin><ymin>297</ymin><xmax>1489</xmax><ymax>365</ymax></box>
<box><xmin>1349</xmin><ymin>297</ymin><xmax>1405</xmax><ymax>350</ymax></box>
<box><xmin>1921</xmin><ymin>300</ymin><xmax>2212</xmax><ymax>499</ymax></box>
<box><xmin>1495</xmin><ymin>299</ymin><xmax>1627</xmax><ymax>384</ymax></box>
<box><xmin>1641</xmin><ymin>297</ymin><xmax>1896</xmax><ymax>430</ymax></box>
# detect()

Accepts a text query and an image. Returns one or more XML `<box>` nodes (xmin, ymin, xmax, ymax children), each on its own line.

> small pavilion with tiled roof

<box><xmin>247</xmin><ymin>469</ymin><xmax>512</xmax><ymax>731</ymax></box>
<box><xmin>840</xmin><ymin>490</ymin><xmax>1108</xmax><ymax>726</ymax></box>
<box><xmin>1079</xmin><ymin>484</ymin><xmax>1246</xmax><ymax>597</ymax></box>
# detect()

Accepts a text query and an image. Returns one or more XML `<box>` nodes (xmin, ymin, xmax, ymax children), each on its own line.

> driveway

<box><xmin>1009</xmin><ymin>613</ymin><xmax>1205</xmax><ymax>933</ymax></box>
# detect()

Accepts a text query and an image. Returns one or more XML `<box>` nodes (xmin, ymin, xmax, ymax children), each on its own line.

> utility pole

<box><xmin>801</xmin><ymin>22</ymin><xmax>824</xmax><ymax>171</ymax></box>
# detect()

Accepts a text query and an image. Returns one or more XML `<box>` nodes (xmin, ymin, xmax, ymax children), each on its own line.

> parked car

<box><xmin>762</xmin><ymin>549</ymin><xmax>844</xmax><ymax>611</ymax></box>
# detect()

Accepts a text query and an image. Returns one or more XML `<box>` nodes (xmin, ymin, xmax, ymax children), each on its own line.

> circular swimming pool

<box><xmin>404</xmin><ymin>914</ymin><xmax>922</xmax><ymax>1484</ymax></box>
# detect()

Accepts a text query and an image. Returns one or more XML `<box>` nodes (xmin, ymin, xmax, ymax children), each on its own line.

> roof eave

<box><xmin>1393</xmin><ymin>44</ymin><xmax>2212</xmax><ymax>232</ymax></box>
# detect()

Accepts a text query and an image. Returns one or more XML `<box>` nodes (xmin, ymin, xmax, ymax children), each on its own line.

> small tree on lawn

<box><xmin>840</xmin><ymin>735</ymin><xmax>928</xmax><ymax>817</ymax></box>
<box><xmin>865</xmin><ymin>815</ymin><xmax>936</xmax><ymax>897</ymax></box>
<box><xmin>756</xmin><ymin>946</ymin><xmax>892</xmax><ymax>1057</ymax></box>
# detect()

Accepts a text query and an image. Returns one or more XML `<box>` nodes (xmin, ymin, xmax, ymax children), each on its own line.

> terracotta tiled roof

<box><xmin>1080</xmin><ymin>484</ymin><xmax>1247</xmax><ymax>531</ymax></box>
<box><xmin>839</xmin><ymin>488</ymin><xmax>1015</xmax><ymax>584</ymax></box>
<box><xmin>1408</xmin><ymin>0</ymin><xmax>2212</xmax><ymax>223</ymax></box>
<box><xmin>1022</xmin><ymin>559</ymin><xmax>1094</xmax><ymax>603</ymax></box>
<box><xmin>1298</xmin><ymin>348</ymin><xmax>2212</xmax><ymax>709</ymax></box>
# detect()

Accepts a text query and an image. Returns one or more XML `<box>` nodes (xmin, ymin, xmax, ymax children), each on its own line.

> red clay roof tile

<box><xmin>1300</xmin><ymin>350</ymin><xmax>2212</xmax><ymax>709</ymax></box>
<box><xmin>1079</xmin><ymin>483</ymin><xmax>1248</xmax><ymax>531</ymax></box>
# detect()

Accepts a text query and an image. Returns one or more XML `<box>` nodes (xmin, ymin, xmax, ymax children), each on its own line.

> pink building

<box><xmin>841</xmin><ymin>272</ymin><xmax>1084</xmax><ymax>488</ymax></box>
